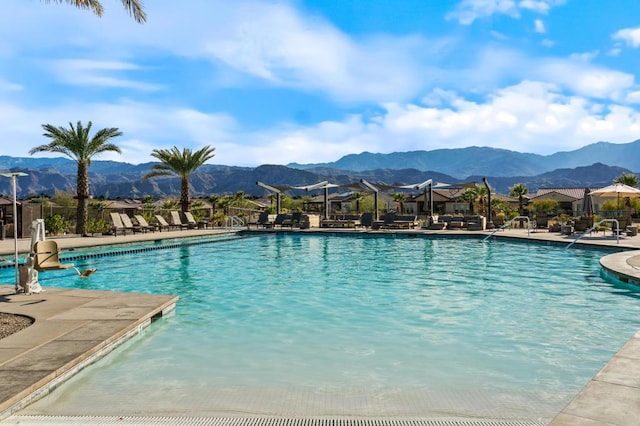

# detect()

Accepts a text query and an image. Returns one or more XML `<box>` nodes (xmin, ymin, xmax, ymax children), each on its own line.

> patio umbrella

<box><xmin>589</xmin><ymin>183</ymin><xmax>640</xmax><ymax>216</ymax></box>
<box><xmin>582</xmin><ymin>187</ymin><xmax>593</xmax><ymax>217</ymax></box>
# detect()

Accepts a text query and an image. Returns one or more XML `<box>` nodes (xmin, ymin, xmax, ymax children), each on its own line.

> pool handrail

<box><xmin>566</xmin><ymin>218</ymin><xmax>619</xmax><ymax>248</ymax></box>
<box><xmin>483</xmin><ymin>215</ymin><xmax>531</xmax><ymax>242</ymax></box>
<box><xmin>225</xmin><ymin>215</ymin><xmax>245</xmax><ymax>230</ymax></box>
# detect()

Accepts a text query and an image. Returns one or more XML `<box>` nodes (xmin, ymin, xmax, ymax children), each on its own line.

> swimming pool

<box><xmin>5</xmin><ymin>233</ymin><xmax>640</xmax><ymax>421</ymax></box>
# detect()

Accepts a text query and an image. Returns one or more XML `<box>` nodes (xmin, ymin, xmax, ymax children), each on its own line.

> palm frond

<box><xmin>43</xmin><ymin>0</ymin><xmax>104</xmax><ymax>17</ymax></box>
<box><xmin>42</xmin><ymin>0</ymin><xmax>146</xmax><ymax>23</ymax></box>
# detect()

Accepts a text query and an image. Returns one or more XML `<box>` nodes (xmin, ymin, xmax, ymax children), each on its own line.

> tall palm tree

<box><xmin>352</xmin><ymin>191</ymin><xmax>365</xmax><ymax>213</ymax></box>
<box><xmin>509</xmin><ymin>183</ymin><xmax>529</xmax><ymax>216</ymax></box>
<box><xmin>44</xmin><ymin>0</ymin><xmax>146</xmax><ymax>23</ymax></box>
<box><xmin>143</xmin><ymin>146</ymin><xmax>216</xmax><ymax>213</ymax></box>
<box><xmin>393</xmin><ymin>192</ymin><xmax>407</xmax><ymax>214</ymax></box>
<box><xmin>459</xmin><ymin>186</ymin><xmax>479</xmax><ymax>215</ymax></box>
<box><xmin>30</xmin><ymin>121</ymin><xmax>123</xmax><ymax>236</ymax></box>
<box><xmin>614</xmin><ymin>173</ymin><xmax>639</xmax><ymax>187</ymax></box>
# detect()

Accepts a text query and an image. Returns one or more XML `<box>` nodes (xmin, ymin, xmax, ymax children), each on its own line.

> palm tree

<box><xmin>30</xmin><ymin>121</ymin><xmax>123</xmax><ymax>236</ymax></box>
<box><xmin>44</xmin><ymin>0</ymin><xmax>146</xmax><ymax>23</ymax></box>
<box><xmin>509</xmin><ymin>183</ymin><xmax>529</xmax><ymax>216</ymax></box>
<box><xmin>352</xmin><ymin>192</ymin><xmax>365</xmax><ymax>213</ymax></box>
<box><xmin>476</xmin><ymin>185</ymin><xmax>489</xmax><ymax>215</ymax></box>
<box><xmin>393</xmin><ymin>192</ymin><xmax>407</xmax><ymax>214</ymax></box>
<box><xmin>459</xmin><ymin>186</ymin><xmax>479</xmax><ymax>215</ymax></box>
<box><xmin>614</xmin><ymin>173</ymin><xmax>639</xmax><ymax>187</ymax></box>
<box><xmin>143</xmin><ymin>146</ymin><xmax>216</xmax><ymax>213</ymax></box>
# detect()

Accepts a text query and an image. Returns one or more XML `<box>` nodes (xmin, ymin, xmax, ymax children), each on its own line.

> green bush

<box><xmin>44</xmin><ymin>214</ymin><xmax>70</xmax><ymax>235</ymax></box>
<box><xmin>86</xmin><ymin>217</ymin><xmax>111</xmax><ymax>235</ymax></box>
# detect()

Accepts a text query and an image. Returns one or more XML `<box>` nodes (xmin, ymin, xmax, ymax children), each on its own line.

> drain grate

<box><xmin>2</xmin><ymin>416</ymin><xmax>547</xmax><ymax>426</ymax></box>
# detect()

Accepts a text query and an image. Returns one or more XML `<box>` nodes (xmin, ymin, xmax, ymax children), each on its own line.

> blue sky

<box><xmin>2</xmin><ymin>0</ymin><xmax>640</xmax><ymax>167</ymax></box>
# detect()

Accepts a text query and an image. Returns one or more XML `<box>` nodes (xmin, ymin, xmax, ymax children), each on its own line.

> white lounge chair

<box><xmin>170</xmin><ymin>211</ymin><xmax>190</xmax><ymax>230</ymax></box>
<box><xmin>110</xmin><ymin>212</ymin><xmax>133</xmax><ymax>235</ymax></box>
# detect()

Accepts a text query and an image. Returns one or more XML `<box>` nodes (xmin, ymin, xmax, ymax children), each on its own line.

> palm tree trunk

<box><xmin>180</xmin><ymin>177</ymin><xmax>190</xmax><ymax>213</ymax></box>
<box><xmin>76</xmin><ymin>162</ymin><xmax>89</xmax><ymax>235</ymax></box>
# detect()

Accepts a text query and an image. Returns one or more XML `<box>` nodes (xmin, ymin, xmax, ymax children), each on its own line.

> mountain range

<box><xmin>0</xmin><ymin>140</ymin><xmax>638</xmax><ymax>199</ymax></box>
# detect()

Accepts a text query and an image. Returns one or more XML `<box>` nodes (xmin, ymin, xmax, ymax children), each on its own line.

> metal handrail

<box><xmin>225</xmin><ymin>215</ymin><xmax>245</xmax><ymax>230</ymax></box>
<box><xmin>566</xmin><ymin>218</ymin><xmax>619</xmax><ymax>248</ymax></box>
<box><xmin>483</xmin><ymin>215</ymin><xmax>531</xmax><ymax>242</ymax></box>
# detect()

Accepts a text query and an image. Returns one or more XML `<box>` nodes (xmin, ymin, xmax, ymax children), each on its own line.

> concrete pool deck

<box><xmin>0</xmin><ymin>226</ymin><xmax>638</xmax><ymax>425</ymax></box>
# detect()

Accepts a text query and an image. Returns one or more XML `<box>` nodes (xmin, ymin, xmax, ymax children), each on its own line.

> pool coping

<box><xmin>1</xmin><ymin>227</ymin><xmax>640</xmax><ymax>425</ymax></box>
<box><xmin>0</xmin><ymin>285</ymin><xmax>178</xmax><ymax>421</ymax></box>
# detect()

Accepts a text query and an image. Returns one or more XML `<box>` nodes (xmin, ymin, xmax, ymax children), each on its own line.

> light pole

<box><xmin>1</xmin><ymin>172</ymin><xmax>28</xmax><ymax>293</ymax></box>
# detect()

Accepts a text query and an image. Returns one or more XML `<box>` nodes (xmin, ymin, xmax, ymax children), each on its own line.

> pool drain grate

<box><xmin>2</xmin><ymin>416</ymin><xmax>547</xmax><ymax>426</ymax></box>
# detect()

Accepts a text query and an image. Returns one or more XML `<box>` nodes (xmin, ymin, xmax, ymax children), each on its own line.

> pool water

<box><xmin>6</xmin><ymin>234</ymin><xmax>640</xmax><ymax>420</ymax></box>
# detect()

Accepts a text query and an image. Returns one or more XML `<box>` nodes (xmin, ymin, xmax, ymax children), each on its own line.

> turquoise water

<box><xmin>6</xmin><ymin>234</ymin><xmax>640</xmax><ymax>419</ymax></box>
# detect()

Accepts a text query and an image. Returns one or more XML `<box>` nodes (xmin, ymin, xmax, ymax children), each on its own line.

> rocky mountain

<box><xmin>288</xmin><ymin>140</ymin><xmax>640</xmax><ymax>178</ymax></box>
<box><xmin>0</xmin><ymin>159</ymin><xmax>632</xmax><ymax>199</ymax></box>
<box><xmin>1</xmin><ymin>140</ymin><xmax>638</xmax><ymax>198</ymax></box>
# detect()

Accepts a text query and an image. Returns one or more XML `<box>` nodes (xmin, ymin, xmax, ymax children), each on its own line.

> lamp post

<box><xmin>1</xmin><ymin>172</ymin><xmax>28</xmax><ymax>293</ymax></box>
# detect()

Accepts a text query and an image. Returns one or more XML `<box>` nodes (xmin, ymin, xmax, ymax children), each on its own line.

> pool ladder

<box><xmin>483</xmin><ymin>216</ymin><xmax>531</xmax><ymax>242</ymax></box>
<box><xmin>225</xmin><ymin>215</ymin><xmax>245</xmax><ymax>230</ymax></box>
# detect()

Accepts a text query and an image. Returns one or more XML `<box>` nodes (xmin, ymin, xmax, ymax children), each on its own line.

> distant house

<box><xmin>528</xmin><ymin>188</ymin><xmax>589</xmax><ymax>216</ymax></box>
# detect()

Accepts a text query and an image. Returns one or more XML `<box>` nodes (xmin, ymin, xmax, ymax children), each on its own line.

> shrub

<box><xmin>44</xmin><ymin>214</ymin><xmax>70</xmax><ymax>235</ymax></box>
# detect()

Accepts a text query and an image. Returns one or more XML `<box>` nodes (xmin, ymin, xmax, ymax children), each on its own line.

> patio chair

<box><xmin>120</xmin><ymin>213</ymin><xmax>143</xmax><ymax>233</ymax></box>
<box><xmin>183</xmin><ymin>211</ymin><xmax>199</xmax><ymax>229</ymax></box>
<box><xmin>154</xmin><ymin>215</ymin><xmax>172</xmax><ymax>231</ymax></box>
<box><xmin>358</xmin><ymin>212</ymin><xmax>373</xmax><ymax>229</ymax></box>
<box><xmin>273</xmin><ymin>214</ymin><xmax>290</xmax><ymax>228</ymax></box>
<box><xmin>379</xmin><ymin>212</ymin><xmax>397</xmax><ymax>229</ymax></box>
<box><xmin>535</xmin><ymin>214</ymin><xmax>548</xmax><ymax>231</ymax></box>
<box><xmin>573</xmin><ymin>217</ymin><xmax>593</xmax><ymax>234</ymax></box>
<box><xmin>250</xmin><ymin>211</ymin><xmax>272</xmax><ymax>229</ymax></box>
<box><xmin>170</xmin><ymin>210</ymin><xmax>190</xmax><ymax>230</ymax></box>
<box><xmin>33</xmin><ymin>240</ymin><xmax>74</xmax><ymax>272</ymax></box>
<box><xmin>134</xmin><ymin>214</ymin><xmax>156</xmax><ymax>232</ymax></box>
<box><xmin>110</xmin><ymin>212</ymin><xmax>132</xmax><ymax>235</ymax></box>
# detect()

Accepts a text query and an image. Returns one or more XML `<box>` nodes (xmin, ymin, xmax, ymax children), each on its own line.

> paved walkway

<box><xmin>0</xmin><ymin>285</ymin><xmax>177</xmax><ymax>419</ymax></box>
<box><xmin>0</xmin><ymin>227</ymin><xmax>639</xmax><ymax>425</ymax></box>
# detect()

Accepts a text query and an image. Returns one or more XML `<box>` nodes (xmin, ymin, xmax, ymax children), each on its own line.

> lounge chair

<box><xmin>110</xmin><ymin>212</ymin><xmax>133</xmax><ymax>235</ymax></box>
<box><xmin>573</xmin><ymin>217</ymin><xmax>593</xmax><ymax>234</ymax></box>
<box><xmin>249</xmin><ymin>211</ymin><xmax>272</xmax><ymax>229</ymax></box>
<box><xmin>394</xmin><ymin>215</ymin><xmax>417</xmax><ymax>229</ymax></box>
<box><xmin>33</xmin><ymin>240</ymin><xmax>74</xmax><ymax>272</ymax></box>
<box><xmin>372</xmin><ymin>212</ymin><xmax>397</xmax><ymax>229</ymax></box>
<box><xmin>448</xmin><ymin>216</ymin><xmax>465</xmax><ymax>230</ymax></box>
<box><xmin>289</xmin><ymin>212</ymin><xmax>303</xmax><ymax>228</ymax></box>
<box><xmin>154</xmin><ymin>215</ymin><xmax>172</xmax><ymax>231</ymax></box>
<box><xmin>120</xmin><ymin>213</ymin><xmax>143</xmax><ymax>233</ymax></box>
<box><xmin>358</xmin><ymin>212</ymin><xmax>373</xmax><ymax>229</ymax></box>
<box><xmin>134</xmin><ymin>214</ymin><xmax>156</xmax><ymax>232</ymax></box>
<box><xmin>535</xmin><ymin>214</ymin><xmax>548</xmax><ymax>231</ymax></box>
<box><xmin>183</xmin><ymin>211</ymin><xmax>201</xmax><ymax>229</ymax></box>
<box><xmin>466</xmin><ymin>215</ymin><xmax>484</xmax><ymax>231</ymax></box>
<box><xmin>273</xmin><ymin>214</ymin><xmax>290</xmax><ymax>228</ymax></box>
<box><xmin>170</xmin><ymin>211</ymin><xmax>190</xmax><ymax>230</ymax></box>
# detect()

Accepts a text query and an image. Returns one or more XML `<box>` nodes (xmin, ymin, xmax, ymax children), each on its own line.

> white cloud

<box><xmin>447</xmin><ymin>0</ymin><xmax>564</xmax><ymax>25</ymax></box>
<box><xmin>534</xmin><ymin>19</ymin><xmax>546</xmax><ymax>33</ymax></box>
<box><xmin>0</xmin><ymin>79</ymin><xmax>22</xmax><ymax>92</ymax></box>
<box><xmin>519</xmin><ymin>0</ymin><xmax>565</xmax><ymax>14</ymax></box>
<box><xmin>196</xmin><ymin>2</ymin><xmax>429</xmax><ymax>102</ymax></box>
<box><xmin>49</xmin><ymin>59</ymin><xmax>164</xmax><ymax>91</ymax></box>
<box><xmin>626</xmin><ymin>91</ymin><xmax>640</xmax><ymax>104</ymax></box>
<box><xmin>612</xmin><ymin>27</ymin><xmax>640</xmax><ymax>47</ymax></box>
<box><xmin>533</xmin><ymin>58</ymin><xmax>634</xmax><ymax>100</ymax></box>
<box><xmin>2</xmin><ymin>79</ymin><xmax>640</xmax><ymax>167</ymax></box>
<box><xmin>447</xmin><ymin>0</ymin><xmax>518</xmax><ymax>25</ymax></box>
<box><xmin>4</xmin><ymin>0</ymin><xmax>435</xmax><ymax>104</ymax></box>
